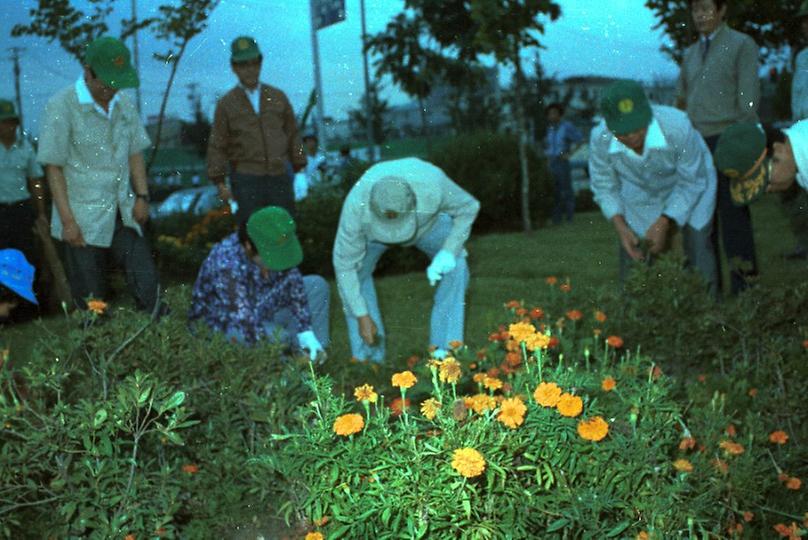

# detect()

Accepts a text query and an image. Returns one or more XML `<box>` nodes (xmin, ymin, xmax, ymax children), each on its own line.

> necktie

<box><xmin>702</xmin><ymin>37</ymin><xmax>710</xmax><ymax>62</ymax></box>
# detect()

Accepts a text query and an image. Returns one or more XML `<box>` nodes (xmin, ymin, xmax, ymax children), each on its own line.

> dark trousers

<box><xmin>780</xmin><ymin>183</ymin><xmax>808</xmax><ymax>250</ymax></box>
<box><xmin>549</xmin><ymin>157</ymin><xmax>575</xmax><ymax>224</ymax></box>
<box><xmin>61</xmin><ymin>213</ymin><xmax>160</xmax><ymax>312</ymax></box>
<box><xmin>231</xmin><ymin>172</ymin><xmax>295</xmax><ymax>224</ymax></box>
<box><xmin>0</xmin><ymin>199</ymin><xmax>40</xmax><ymax>320</ymax></box>
<box><xmin>703</xmin><ymin>134</ymin><xmax>758</xmax><ymax>295</ymax></box>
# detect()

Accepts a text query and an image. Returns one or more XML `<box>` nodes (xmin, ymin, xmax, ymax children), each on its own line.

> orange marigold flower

<box><xmin>497</xmin><ymin>397</ymin><xmax>527</xmax><ymax>429</ymax></box>
<box><xmin>679</xmin><ymin>437</ymin><xmax>697</xmax><ymax>451</ymax></box>
<box><xmin>516</xmin><ymin>307</ymin><xmax>528</xmax><ymax>317</ymax></box>
<box><xmin>508</xmin><ymin>321</ymin><xmax>536</xmax><ymax>343</ymax></box>
<box><xmin>530</xmin><ymin>307</ymin><xmax>544</xmax><ymax>319</ymax></box>
<box><xmin>594</xmin><ymin>310</ymin><xmax>607</xmax><ymax>323</ymax></box>
<box><xmin>566</xmin><ymin>309</ymin><xmax>583</xmax><ymax>321</ymax></box>
<box><xmin>451</xmin><ymin>447</ymin><xmax>486</xmax><ymax>478</ymax></box>
<box><xmin>773</xmin><ymin>522</ymin><xmax>800</xmax><ymax>538</ymax></box>
<box><xmin>87</xmin><ymin>299</ymin><xmax>108</xmax><ymax>315</ymax></box>
<box><xmin>672</xmin><ymin>459</ymin><xmax>694</xmax><ymax>472</ymax></box>
<box><xmin>486</xmin><ymin>367</ymin><xmax>500</xmax><ymax>378</ymax></box>
<box><xmin>182</xmin><ymin>464</ymin><xmax>199</xmax><ymax>474</ymax></box>
<box><xmin>651</xmin><ymin>365</ymin><xmax>663</xmax><ymax>380</ymax></box>
<box><xmin>742</xmin><ymin>511</ymin><xmax>754</xmax><ymax>522</ymax></box>
<box><xmin>391</xmin><ymin>371</ymin><xmax>417</xmax><ymax>389</ymax></box>
<box><xmin>420</xmin><ymin>398</ymin><xmax>441</xmax><ymax>420</ymax></box>
<box><xmin>719</xmin><ymin>440</ymin><xmax>745</xmax><ymax>455</ymax></box>
<box><xmin>333</xmin><ymin>413</ymin><xmax>364</xmax><ymax>436</ymax></box>
<box><xmin>505</xmin><ymin>351</ymin><xmax>522</xmax><ymax>367</ymax></box>
<box><xmin>635</xmin><ymin>533</ymin><xmax>649</xmax><ymax>540</ymax></box>
<box><xmin>389</xmin><ymin>397</ymin><xmax>410</xmax><ymax>417</ymax></box>
<box><xmin>449</xmin><ymin>340</ymin><xmax>463</xmax><ymax>349</ymax></box>
<box><xmin>725</xmin><ymin>424</ymin><xmax>737</xmax><ymax>437</ymax></box>
<box><xmin>557</xmin><ymin>393</ymin><xmax>583</xmax><ymax>417</ymax></box>
<box><xmin>803</xmin><ymin>339</ymin><xmax>808</xmax><ymax>349</ymax></box>
<box><xmin>483</xmin><ymin>376</ymin><xmax>504</xmax><ymax>391</ymax></box>
<box><xmin>124</xmin><ymin>535</ymin><xmax>136</xmax><ymax>540</ymax></box>
<box><xmin>533</xmin><ymin>381</ymin><xmax>563</xmax><ymax>407</ymax></box>
<box><xmin>305</xmin><ymin>533</ymin><xmax>324</xmax><ymax>540</ymax></box>
<box><xmin>577</xmin><ymin>416</ymin><xmax>609</xmax><ymax>441</ymax></box>
<box><xmin>353</xmin><ymin>384</ymin><xmax>378</xmax><ymax>403</ymax></box>
<box><xmin>712</xmin><ymin>458</ymin><xmax>729</xmax><ymax>474</ymax></box>
<box><xmin>559</xmin><ymin>282</ymin><xmax>571</xmax><ymax>293</ymax></box>
<box><xmin>748</xmin><ymin>387</ymin><xmax>758</xmax><ymax>397</ymax></box>
<box><xmin>769</xmin><ymin>430</ymin><xmax>789</xmax><ymax>444</ymax></box>
<box><xmin>469</xmin><ymin>393</ymin><xmax>496</xmax><ymax>414</ymax></box>
<box><xmin>545</xmin><ymin>276</ymin><xmax>558</xmax><ymax>285</ymax></box>
<box><xmin>601</xmin><ymin>376</ymin><xmax>616</xmax><ymax>392</ymax></box>
<box><xmin>606</xmin><ymin>335</ymin><xmax>624</xmax><ymax>348</ymax></box>
<box><xmin>438</xmin><ymin>357</ymin><xmax>462</xmax><ymax>384</ymax></box>
<box><xmin>697</xmin><ymin>374</ymin><xmax>707</xmax><ymax>383</ymax></box>
<box><xmin>786</xmin><ymin>477</ymin><xmax>802</xmax><ymax>490</ymax></box>
<box><xmin>505</xmin><ymin>299</ymin><xmax>521</xmax><ymax>309</ymax></box>
<box><xmin>548</xmin><ymin>336</ymin><xmax>560</xmax><ymax>348</ymax></box>
<box><xmin>472</xmin><ymin>373</ymin><xmax>487</xmax><ymax>384</ymax></box>
<box><xmin>313</xmin><ymin>516</ymin><xmax>330</xmax><ymax>527</ymax></box>
<box><xmin>525</xmin><ymin>332</ymin><xmax>550</xmax><ymax>351</ymax></box>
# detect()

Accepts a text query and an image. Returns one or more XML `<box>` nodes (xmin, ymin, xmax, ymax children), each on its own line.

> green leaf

<box><xmin>159</xmin><ymin>391</ymin><xmax>185</xmax><ymax>413</ymax></box>
<box><xmin>164</xmin><ymin>430</ymin><xmax>185</xmax><ymax>445</ymax></box>
<box><xmin>462</xmin><ymin>497</ymin><xmax>471</xmax><ymax>519</ymax></box>
<box><xmin>137</xmin><ymin>386</ymin><xmax>151</xmax><ymax>405</ymax></box>
<box><xmin>605</xmin><ymin>521</ymin><xmax>631</xmax><ymax>537</ymax></box>
<box><xmin>547</xmin><ymin>518</ymin><xmax>569</xmax><ymax>532</ymax></box>
<box><xmin>93</xmin><ymin>408</ymin><xmax>108</xmax><ymax>428</ymax></box>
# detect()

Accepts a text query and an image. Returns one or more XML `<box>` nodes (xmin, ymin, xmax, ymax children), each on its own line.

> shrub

<box><xmin>427</xmin><ymin>131</ymin><xmax>554</xmax><ymax>232</ymax></box>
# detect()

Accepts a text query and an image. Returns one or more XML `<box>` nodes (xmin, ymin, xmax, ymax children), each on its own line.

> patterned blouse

<box><xmin>189</xmin><ymin>233</ymin><xmax>311</xmax><ymax>344</ymax></box>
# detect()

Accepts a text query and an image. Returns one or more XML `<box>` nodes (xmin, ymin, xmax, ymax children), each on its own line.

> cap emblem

<box><xmin>618</xmin><ymin>99</ymin><xmax>634</xmax><ymax>114</ymax></box>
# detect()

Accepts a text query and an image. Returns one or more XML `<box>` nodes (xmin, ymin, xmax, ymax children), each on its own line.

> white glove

<box><xmin>297</xmin><ymin>330</ymin><xmax>324</xmax><ymax>361</ymax></box>
<box><xmin>426</xmin><ymin>250</ymin><xmax>457</xmax><ymax>286</ymax></box>
<box><xmin>431</xmin><ymin>348</ymin><xmax>448</xmax><ymax>360</ymax></box>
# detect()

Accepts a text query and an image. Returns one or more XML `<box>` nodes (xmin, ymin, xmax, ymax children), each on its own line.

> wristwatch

<box><xmin>135</xmin><ymin>193</ymin><xmax>150</xmax><ymax>203</ymax></box>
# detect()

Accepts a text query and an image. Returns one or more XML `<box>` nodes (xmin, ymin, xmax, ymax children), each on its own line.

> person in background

<box><xmin>676</xmin><ymin>0</ymin><xmax>761</xmax><ymax>295</ymax></box>
<box><xmin>208</xmin><ymin>36</ymin><xmax>306</xmax><ymax>223</ymax></box>
<box><xmin>36</xmin><ymin>36</ymin><xmax>162</xmax><ymax>314</ymax></box>
<box><xmin>544</xmin><ymin>103</ymin><xmax>584</xmax><ymax>225</ymax></box>
<box><xmin>589</xmin><ymin>80</ymin><xmax>718</xmax><ymax>297</ymax></box>
<box><xmin>0</xmin><ymin>249</ymin><xmax>38</xmax><ymax>322</ymax></box>
<box><xmin>189</xmin><ymin>206</ymin><xmax>328</xmax><ymax>360</ymax></box>
<box><xmin>333</xmin><ymin>157</ymin><xmax>480</xmax><ymax>363</ymax></box>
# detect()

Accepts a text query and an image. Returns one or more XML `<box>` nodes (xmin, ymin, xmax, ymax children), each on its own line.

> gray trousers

<box><xmin>61</xmin><ymin>214</ymin><xmax>160</xmax><ymax>312</ymax></box>
<box><xmin>230</xmin><ymin>171</ymin><xmax>295</xmax><ymax>224</ymax></box>
<box><xmin>619</xmin><ymin>223</ymin><xmax>718</xmax><ymax>299</ymax></box>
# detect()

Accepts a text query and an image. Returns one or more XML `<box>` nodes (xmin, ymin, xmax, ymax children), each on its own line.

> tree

<box><xmin>348</xmin><ymin>81</ymin><xmax>392</xmax><ymax>145</ymax></box>
<box><xmin>646</xmin><ymin>0</ymin><xmax>803</xmax><ymax>64</ymax></box>
<box><xmin>366</xmin><ymin>0</ymin><xmax>561</xmax><ymax>232</ymax></box>
<box><xmin>181</xmin><ymin>83</ymin><xmax>211</xmax><ymax>157</ymax></box>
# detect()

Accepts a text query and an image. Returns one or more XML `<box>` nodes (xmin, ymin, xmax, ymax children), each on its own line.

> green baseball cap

<box><xmin>799</xmin><ymin>0</ymin><xmax>808</xmax><ymax>18</ymax></box>
<box><xmin>714</xmin><ymin>122</ymin><xmax>768</xmax><ymax>206</ymax></box>
<box><xmin>231</xmin><ymin>36</ymin><xmax>262</xmax><ymax>63</ymax></box>
<box><xmin>85</xmin><ymin>36</ymin><xmax>139</xmax><ymax>89</ymax></box>
<box><xmin>246</xmin><ymin>206</ymin><xmax>303</xmax><ymax>271</ymax></box>
<box><xmin>0</xmin><ymin>100</ymin><xmax>19</xmax><ymax>122</ymax></box>
<box><xmin>600</xmin><ymin>80</ymin><xmax>653</xmax><ymax>136</ymax></box>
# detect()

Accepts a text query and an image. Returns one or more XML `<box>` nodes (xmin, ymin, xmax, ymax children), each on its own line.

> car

<box><xmin>150</xmin><ymin>186</ymin><xmax>223</xmax><ymax>220</ymax></box>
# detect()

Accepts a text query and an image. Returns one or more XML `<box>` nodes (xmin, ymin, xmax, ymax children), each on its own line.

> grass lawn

<box><xmin>3</xmin><ymin>196</ymin><xmax>804</xmax><ymax>381</ymax></box>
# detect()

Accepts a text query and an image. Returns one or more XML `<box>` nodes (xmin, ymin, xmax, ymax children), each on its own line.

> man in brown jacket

<box><xmin>207</xmin><ymin>36</ymin><xmax>306</xmax><ymax>223</ymax></box>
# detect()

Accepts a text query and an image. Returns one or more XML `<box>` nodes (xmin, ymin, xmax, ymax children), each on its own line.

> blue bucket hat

<box><xmin>0</xmin><ymin>249</ymin><xmax>37</xmax><ymax>305</ymax></box>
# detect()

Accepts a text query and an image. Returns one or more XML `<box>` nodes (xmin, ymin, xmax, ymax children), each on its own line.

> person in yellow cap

<box><xmin>589</xmin><ymin>80</ymin><xmax>718</xmax><ymax>297</ymax></box>
<box><xmin>207</xmin><ymin>36</ymin><xmax>307</xmax><ymax>224</ymax></box>
<box><xmin>189</xmin><ymin>205</ymin><xmax>328</xmax><ymax>360</ymax></box>
<box><xmin>36</xmin><ymin>36</ymin><xmax>162</xmax><ymax>314</ymax></box>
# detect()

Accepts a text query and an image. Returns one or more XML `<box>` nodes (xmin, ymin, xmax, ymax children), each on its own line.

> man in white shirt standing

<box><xmin>589</xmin><ymin>80</ymin><xmax>718</xmax><ymax>297</ymax></box>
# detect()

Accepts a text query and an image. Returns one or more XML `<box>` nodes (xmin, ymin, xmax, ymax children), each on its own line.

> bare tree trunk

<box><xmin>147</xmin><ymin>40</ymin><xmax>189</xmax><ymax>172</ymax></box>
<box><xmin>513</xmin><ymin>54</ymin><xmax>532</xmax><ymax>232</ymax></box>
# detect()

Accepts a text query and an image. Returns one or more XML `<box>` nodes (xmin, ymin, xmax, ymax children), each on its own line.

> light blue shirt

<box><xmin>793</xmin><ymin>48</ymin><xmax>808</xmax><ymax>121</ymax></box>
<box><xmin>545</xmin><ymin>120</ymin><xmax>583</xmax><ymax>158</ymax></box>
<box><xmin>588</xmin><ymin>105</ymin><xmax>716</xmax><ymax>235</ymax></box>
<box><xmin>0</xmin><ymin>135</ymin><xmax>43</xmax><ymax>203</ymax></box>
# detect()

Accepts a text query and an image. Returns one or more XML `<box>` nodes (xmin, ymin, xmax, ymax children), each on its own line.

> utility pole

<box><xmin>308</xmin><ymin>0</ymin><xmax>327</xmax><ymax>150</ymax></box>
<box><xmin>359</xmin><ymin>0</ymin><xmax>375</xmax><ymax>161</ymax></box>
<box><xmin>7</xmin><ymin>47</ymin><xmax>24</xmax><ymax>132</ymax></box>
<box><xmin>131</xmin><ymin>0</ymin><xmax>143</xmax><ymax>118</ymax></box>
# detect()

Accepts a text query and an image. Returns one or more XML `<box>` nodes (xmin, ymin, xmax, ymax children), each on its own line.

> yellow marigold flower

<box><xmin>421</xmin><ymin>398</ymin><xmax>441</xmax><ymax>420</ymax></box>
<box><xmin>483</xmin><ymin>376</ymin><xmax>503</xmax><ymax>391</ymax></box>
<box><xmin>469</xmin><ymin>393</ymin><xmax>496</xmax><ymax>414</ymax></box>
<box><xmin>305</xmin><ymin>533</ymin><xmax>324</xmax><ymax>540</ymax></box>
<box><xmin>508</xmin><ymin>321</ymin><xmax>536</xmax><ymax>344</ymax></box>
<box><xmin>451</xmin><ymin>447</ymin><xmax>486</xmax><ymax>478</ymax></box>
<box><xmin>533</xmin><ymin>382</ymin><xmax>562</xmax><ymax>407</ymax></box>
<box><xmin>332</xmin><ymin>413</ymin><xmax>364</xmax><ymax>436</ymax></box>
<box><xmin>438</xmin><ymin>357</ymin><xmax>462</xmax><ymax>384</ymax></box>
<box><xmin>719</xmin><ymin>440</ymin><xmax>745</xmax><ymax>455</ymax></box>
<box><xmin>601</xmin><ymin>376</ymin><xmax>616</xmax><ymax>392</ymax></box>
<box><xmin>557</xmin><ymin>393</ymin><xmax>583</xmax><ymax>417</ymax></box>
<box><xmin>391</xmin><ymin>371</ymin><xmax>417</xmax><ymax>389</ymax></box>
<box><xmin>577</xmin><ymin>416</ymin><xmax>609</xmax><ymax>441</ymax></box>
<box><xmin>87</xmin><ymin>299</ymin><xmax>108</xmax><ymax>315</ymax></box>
<box><xmin>524</xmin><ymin>332</ymin><xmax>550</xmax><ymax>351</ymax></box>
<box><xmin>497</xmin><ymin>397</ymin><xmax>527</xmax><ymax>429</ymax></box>
<box><xmin>672</xmin><ymin>459</ymin><xmax>694</xmax><ymax>472</ymax></box>
<box><xmin>472</xmin><ymin>373</ymin><xmax>487</xmax><ymax>384</ymax></box>
<box><xmin>353</xmin><ymin>384</ymin><xmax>378</xmax><ymax>403</ymax></box>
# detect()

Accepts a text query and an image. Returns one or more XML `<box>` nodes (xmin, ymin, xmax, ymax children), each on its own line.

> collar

<box><xmin>701</xmin><ymin>23</ymin><xmax>724</xmax><ymax>43</ymax></box>
<box><xmin>609</xmin><ymin>116</ymin><xmax>667</xmax><ymax>156</ymax></box>
<box><xmin>75</xmin><ymin>74</ymin><xmax>120</xmax><ymax>118</ymax></box>
<box><xmin>240</xmin><ymin>83</ymin><xmax>260</xmax><ymax>94</ymax></box>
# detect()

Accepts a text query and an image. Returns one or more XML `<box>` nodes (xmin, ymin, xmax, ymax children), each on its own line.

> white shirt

<box><xmin>785</xmin><ymin>119</ymin><xmax>808</xmax><ymax>191</ymax></box>
<box><xmin>241</xmin><ymin>85</ymin><xmax>261</xmax><ymax>114</ymax></box>
<box><xmin>608</xmin><ymin>117</ymin><xmax>667</xmax><ymax>161</ymax></box>
<box><xmin>75</xmin><ymin>75</ymin><xmax>120</xmax><ymax>119</ymax></box>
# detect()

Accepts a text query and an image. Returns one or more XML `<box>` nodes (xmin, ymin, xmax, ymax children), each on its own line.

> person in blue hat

<box><xmin>0</xmin><ymin>249</ymin><xmax>38</xmax><ymax>321</ymax></box>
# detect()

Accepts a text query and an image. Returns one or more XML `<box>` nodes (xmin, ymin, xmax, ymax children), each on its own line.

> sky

<box><xmin>0</xmin><ymin>0</ymin><xmax>680</xmax><ymax>136</ymax></box>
